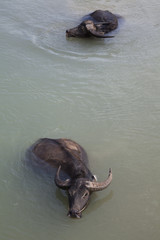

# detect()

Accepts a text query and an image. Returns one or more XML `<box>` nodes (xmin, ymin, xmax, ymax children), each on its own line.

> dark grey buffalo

<box><xmin>66</xmin><ymin>10</ymin><xmax>118</xmax><ymax>38</ymax></box>
<box><xmin>30</xmin><ymin>138</ymin><xmax>112</xmax><ymax>218</ymax></box>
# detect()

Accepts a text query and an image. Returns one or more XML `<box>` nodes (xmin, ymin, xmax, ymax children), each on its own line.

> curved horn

<box><xmin>85</xmin><ymin>168</ymin><xmax>112</xmax><ymax>192</ymax></box>
<box><xmin>54</xmin><ymin>165</ymin><xmax>71</xmax><ymax>190</ymax></box>
<box><xmin>89</xmin><ymin>30</ymin><xmax>114</xmax><ymax>38</ymax></box>
<box><xmin>85</xmin><ymin>21</ymin><xmax>114</xmax><ymax>38</ymax></box>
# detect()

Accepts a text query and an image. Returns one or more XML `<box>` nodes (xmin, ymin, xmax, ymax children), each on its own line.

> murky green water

<box><xmin>0</xmin><ymin>0</ymin><xmax>160</xmax><ymax>239</ymax></box>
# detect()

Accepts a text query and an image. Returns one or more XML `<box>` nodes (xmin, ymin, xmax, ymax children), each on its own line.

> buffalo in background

<box><xmin>66</xmin><ymin>10</ymin><xmax>119</xmax><ymax>38</ymax></box>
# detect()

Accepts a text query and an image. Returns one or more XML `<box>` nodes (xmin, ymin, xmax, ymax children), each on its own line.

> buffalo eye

<box><xmin>79</xmin><ymin>25</ymin><xmax>85</xmax><ymax>31</ymax></box>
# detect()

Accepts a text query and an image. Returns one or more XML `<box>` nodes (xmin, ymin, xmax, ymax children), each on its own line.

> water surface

<box><xmin>0</xmin><ymin>0</ymin><xmax>160</xmax><ymax>240</ymax></box>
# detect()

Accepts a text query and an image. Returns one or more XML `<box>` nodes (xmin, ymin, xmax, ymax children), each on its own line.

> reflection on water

<box><xmin>0</xmin><ymin>0</ymin><xmax>160</xmax><ymax>239</ymax></box>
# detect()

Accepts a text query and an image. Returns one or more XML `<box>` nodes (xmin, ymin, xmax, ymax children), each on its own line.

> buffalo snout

<box><xmin>67</xmin><ymin>210</ymin><xmax>82</xmax><ymax>219</ymax></box>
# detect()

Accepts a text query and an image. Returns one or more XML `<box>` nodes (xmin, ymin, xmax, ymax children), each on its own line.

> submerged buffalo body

<box><xmin>66</xmin><ymin>10</ymin><xmax>118</xmax><ymax>38</ymax></box>
<box><xmin>30</xmin><ymin>138</ymin><xmax>112</xmax><ymax>218</ymax></box>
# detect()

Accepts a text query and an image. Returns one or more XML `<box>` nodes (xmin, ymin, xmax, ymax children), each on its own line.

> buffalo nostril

<box><xmin>67</xmin><ymin>210</ymin><xmax>81</xmax><ymax>218</ymax></box>
<box><xmin>68</xmin><ymin>210</ymin><xmax>75</xmax><ymax>217</ymax></box>
<box><xmin>67</xmin><ymin>212</ymin><xmax>71</xmax><ymax>217</ymax></box>
<box><xmin>66</xmin><ymin>30</ymin><xmax>69</xmax><ymax>37</ymax></box>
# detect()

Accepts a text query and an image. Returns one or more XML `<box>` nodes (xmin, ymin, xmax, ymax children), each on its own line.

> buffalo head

<box><xmin>55</xmin><ymin>166</ymin><xmax>112</xmax><ymax>218</ymax></box>
<box><xmin>66</xmin><ymin>20</ymin><xmax>114</xmax><ymax>38</ymax></box>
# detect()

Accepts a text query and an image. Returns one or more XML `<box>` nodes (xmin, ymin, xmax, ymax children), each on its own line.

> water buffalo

<box><xmin>66</xmin><ymin>10</ymin><xmax>118</xmax><ymax>38</ymax></box>
<box><xmin>29</xmin><ymin>138</ymin><xmax>112</xmax><ymax>218</ymax></box>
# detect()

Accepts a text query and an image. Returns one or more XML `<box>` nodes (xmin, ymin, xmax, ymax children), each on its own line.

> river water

<box><xmin>0</xmin><ymin>0</ymin><xmax>160</xmax><ymax>239</ymax></box>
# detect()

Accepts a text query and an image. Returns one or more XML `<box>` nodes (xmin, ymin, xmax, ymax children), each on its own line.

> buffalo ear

<box><xmin>88</xmin><ymin>29</ymin><xmax>114</xmax><ymax>38</ymax></box>
<box><xmin>92</xmin><ymin>175</ymin><xmax>97</xmax><ymax>181</ymax></box>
